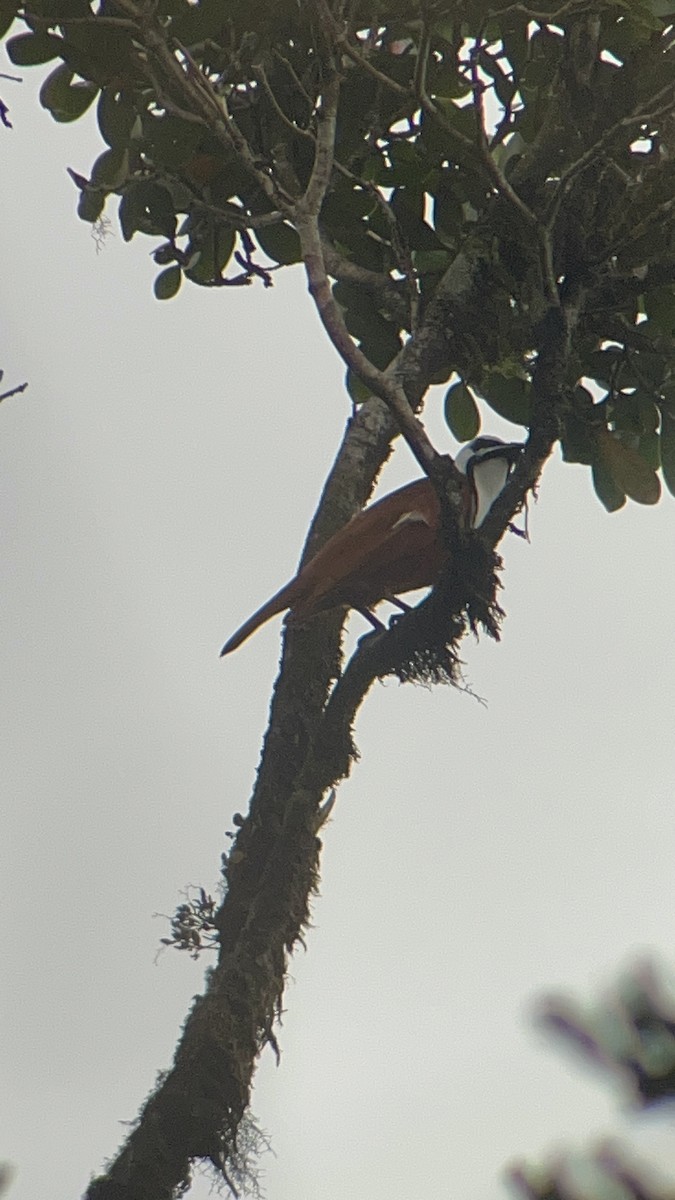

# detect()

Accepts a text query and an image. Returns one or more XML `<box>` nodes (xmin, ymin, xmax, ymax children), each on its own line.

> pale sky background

<box><xmin>2</xmin><ymin>68</ymin><xmax>675</xmax><ymax>1200</ymax></box>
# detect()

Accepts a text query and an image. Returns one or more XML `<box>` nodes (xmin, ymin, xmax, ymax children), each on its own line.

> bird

<box><xmin>220</xmin><ymin>436</ymin><xmax>523</xmax><ymax>656</ymax></box>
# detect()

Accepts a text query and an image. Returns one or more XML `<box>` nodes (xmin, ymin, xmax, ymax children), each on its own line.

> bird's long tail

<box><xmin>220</xmin><ymin>581</ymin><xmax>297</xmax><ymax>656</ymax></box>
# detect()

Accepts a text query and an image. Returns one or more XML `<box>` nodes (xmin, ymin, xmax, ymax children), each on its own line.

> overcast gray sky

<box><xmin>2</xmin><ymin>70</ymin><xmax>675</xmax><ymax>1200</ymax></box>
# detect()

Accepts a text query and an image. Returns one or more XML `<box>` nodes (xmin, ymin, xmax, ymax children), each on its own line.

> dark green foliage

<box><xmin>541</xmin><ymin>961</ymin><xmax>675</xmax><ymax>1107</ymax></box>
<box><xmin>478</xmin><ymin>370</ymin><xmax>533</xmax><ymax>428</ymax></box>
<box><xmin>39</xmin><ymin>63</ymin><xmax>97</xmax><ymax>121</ymax></box>
<box><xmin>506</xmin><ymin>962</ymin><xmax>675</xmax><ymax>1200</ymax></box>
<box><xmin>154</xmin><ymin>264</ymin><xmax>182</xmax><ymax>300</ymax></box>
<box><xmin>444</xmin><ymin>380</ymin><xmax>481</xmax><ymax>441</ymax></box>
<box><xmin>255</xmin><ymin>222</ymin><xmax>302</xmax><ymax>266</ymax></box>
<box><xmin>183</xmin><ymin>222</ymin><xmax>235</xmax><ymax>283</ymax></box>
<box><xmin>2</xmin><ymin>0</ymin><xmax>674</xmax><ymax>514</ymax></box>
<box><xmin>7</xmin><ymin>29</ymin><xmax>62</xmax><ymax>64</ymax></box>
<box><xmin>0</xmin><ymin>0</ymin><xmax>16</xmax><ymax>40</ymax></box>
<box><xmin>119</xmin><ymin>181</ymin><xmax>176</xmax><ymax>241</ymax></box>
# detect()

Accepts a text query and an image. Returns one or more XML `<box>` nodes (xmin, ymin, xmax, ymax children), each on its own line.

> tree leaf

<box><xmin>31</xmin><ymin>0</ymin><xmax>93</xmax><ymax>17</ymax></box>
<box><xmin>58</xmin><ymin>23</ymin><xmax>135</xmax><ymax>87</ymax></box>
<box><xmin>660</xmin><ymin>408</ymin><xmax>675</xmax><ymax>497</ymax></box>
<box><xmin>391</xmin><ymin>189</ymin><xmax>440</xmax><ymax>250</ymax></box>
<box><xmin>413</xmin><ymin>248</ymin><xmax>452</xmax><ymax>274</ymax></box>
<box><xmin>638</xmin><ymin>429</ymin><xmax>659</xmax><ymax>471</ymax></box>
<box><xmin>643</xmin><ymin>286</ymin><xmax>675</xmax><ymax>336</ymax></box>
<box><xmin>387</xmin><ymin>140</ymin><xmax>426</xmax><ymax>188</ymax></box>
<box><xmin>154</xmin><ymin>266</ymin><xmax>182</xmax><ymax>301</ymax></box>
<box><xmin>444</xmin><ymin>380</ymin><xmax>481</xmax><ymax>441</ymax></box>
<box><xmin>7</xmin><ymin>30</ymin><xmax>63</xmax><ymax>64</ymax></box>
<box><xmin>77</xmin><ymin>188</ymin><xmax>105</xmax><ymax>223</ymax></box>
<box><xmin>214</xmin><ymin>226</ymin><xmax>236</xmax><ymax>273</ymax></box>
<box><xmin>171</xmin><ymin>0</ymin><xmax>230</xmax><ymax>48</ymax></box>
<box><xmin>185</xmin><ymin>225</ymin><xmax>236</xmax><ymax>284</ymax></box>
<box><xmin>119</xmin><ymin>181</ymin><xmax>176</xmax><ymax>241</ymax></box>
<box><xmin>39</xmin><ymin>63</ymin><xmax>98</xmax><ymax>122</ymax></box>
<box><xmin>501</xmin><ymin>17</ymin><xmax>530</xmax><ymax>76</ymax></box>
<box><xmin>646</xmin><ymin>0</ymin><xmax>675</xmax><ymax>14</ymax></box>
<box><xmin>596</xmin><ymin>429</ymin><xmax>661</xmax><ymax>505</ymax></box>
<box><xmin>479</xmin><ymin>371</ymin><xmax>533</xmax><ymax>426</ymax></box>
<box><xmin>141</xmin><ymin>112</ymin><xmax>204</xmax><ymax>169</ymax></box>
<box><xmin>357</xmin><ymin>325</ymin><xmax>401</xmax><ymax>371</ymax></box>
<box><xmin>255</xmin><ymin>222</ymin><xmax>301</xmax><ymax>265</ymax></box>
<box><xmin>90</xmin><ymin>146</ymin><xmax>129</xmax><ymax>189</ymax></box>
<box><xmin>592</xmin><ymin>459</ymin><xmax>626</xmax><ymax>513</ymax></box>
<box><xmin>431</xmin><ymin>184</ymin><xmax>463</xmax><ymax>248</ymax></box>
<box><xmin>345</xmin><ymin>368</ymin><xmax>372</xmax><ymax>406</ymax></box>
<box><xmin>584</xmin><ymin>345</ymin><xmax>623</xmax><ymax>386</ymax></box>
<box><xmin>0</xmin><ymin>0</ymin><xmax>18</xmax><ymax>40</ymax></box>
<box><xmin>561</xmin><ymin>387</ymin><xmax>599</xmax><ymax>464</ymax></box>
<box><xmin>97</xmin><ymin>89</ymin><xmax>136</xmax><ymax>148</ymax></box>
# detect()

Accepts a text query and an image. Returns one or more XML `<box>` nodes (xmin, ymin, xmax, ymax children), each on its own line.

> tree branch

<box><xmin>291</xmin><ymin>54</ymin><xmax>442</xmax><ymax>480</ymax></box>
<box><xmin>320</xmin><ymin>237</ymin><xmax>410</xmax><ymax>328</ymax></box>
<box><xmin>107</xmin><ymin>0</ymin><xmax>299</xmax><ymax>215</ymax></box>
<box><xmin>253</xmin><ymin>61</ymin><xmax>314</xmax><ymax>143</ymax></box>
<box><xmin>0</xmin><ymin>380</ymin><xmax>28</xmax><ymax>403</ymax></box>
<box><xmin>298</xmin><ymin>208</ymin><xmax>444</xmax><ymax>477</ymax></box>
<box><xmin>85</xmin><ymin>394</ymin><xmax>401</xmax><ymax>1200</ymax></box>
<box><xmin>334</xmin><ymin>32</ymin><xmax>411</xmax><ymax>98</ymax></box>
<box><xmin>546</xmin><ymin>80</ymin><xmax>675</xmax><ymax>228</ymax></box>
<box><xmin>481</xmin><ymin>286</ymin><xmax>585</xmax><ymax>544</ymax></box>
<box><xmin>467</xmin><ymin>33</ymin><xmax>539</xmax><ymax>232</ymax></box>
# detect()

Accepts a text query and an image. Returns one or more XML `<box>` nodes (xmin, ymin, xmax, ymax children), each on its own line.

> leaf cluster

<box><xmin>4</xmin><ymin>0</ymin><xmax>674</xmax><ymax>509</ymax></box>
<box><xmin>542</xmin><ymin>960</ymin><xmax>675</xmax><ymax>1107</ymax></box>
<box><xmin>508</xmin><ymin>961</ymin><xmax>675</xmax><ymax>1200</ymax></box>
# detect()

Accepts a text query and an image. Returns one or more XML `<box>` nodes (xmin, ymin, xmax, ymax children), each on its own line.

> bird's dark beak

<box><xmin>466</xmin><ymin>440</ymin><xmax>524</xmax><ymax>484</ymax></box>
<box><xmin>476</xmin><ymin>441</ymin><xmax>524</xmax><ymax>467</ymax></box>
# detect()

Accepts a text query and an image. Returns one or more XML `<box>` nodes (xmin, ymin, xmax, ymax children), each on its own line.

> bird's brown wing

<box><xmin>221</xmin><ymin>478</ymin><xmax>444</xmax><ymax>654</ymax></box>
<box><xmin>291</xmin><ymin>478</ymin><xmax>443</xmax><ymax>616</ymax></box>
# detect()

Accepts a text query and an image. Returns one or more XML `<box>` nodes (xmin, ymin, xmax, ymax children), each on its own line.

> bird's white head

<box><xmin>455</xmin><ymin>436</ymin><xmax>524</xmax><ymax>528</ymax></box>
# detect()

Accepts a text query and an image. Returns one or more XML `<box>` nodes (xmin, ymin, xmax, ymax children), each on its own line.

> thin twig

<box><xmin>413</xmin><ymin>22</ymin><xmax>432</xmax><ymax>102</ymax></box>
<box><xmin>337</xmin><ymin>33</ymin><xmax>411</xmax><ymax>97</ymax></box>
<box><xmin>253</xmin><ymin>62</ymin><xmax>314</xmax><ymax>143</ymax></box>
<box><xmin>272</xmin><ymin>50</ymin><xmax>314</xmax><ymax>108</ymax></box>
<box><xmin>255</xmin><ymin>47</ymin><xmax>413</xmax><ymax>300</ymax></box>
<box><xmin>164</xmin><ymin>37</ymin><xmax>297</xmax><ymax>213</ymax></box>
<box><xmin>0</xmin><ymin>381</ymin><xmax>28</xmax><ymax>403</ymax></box>
<box><xmin>467</xmin><ymin>33</ymin><xmax>539</xmax><ymax>230</ymax></box>
<box><xmin>234</xmin><ymin>57</ymin><xmax>413</xmax><ymax>307</ymax></box>
<box><xmin>627</xmin><ymin>193</ymin><xmax>675</xmax><ymax>245</ymax></box>
<box><xmin>417</xmin><ymin>91</ymin><xmax>478</xmax><ymax>155</ymax></box>
<box><xmin>289</xmin><ymin>23</ymin><xmax>438</xmax><ymax>472</ymax></box>
<box><xmin>301</xmin><ymin>69</ymin><xmax>340</xmax><ymax>215</ymax></box>
<box><xmin>547</xmin><ymin>81</ymin><xmax>675</xmax><ymax>223</ymax></box>
<box><xmin>539</xmin><ymin>227</ymin><xmax>560</xmax><ymax>308</ymax></box>
<box><xmin>325</xmin><ymin>151</ymin><xmax>419</xmax><ymax>325</ymax></box>
<box><xmin>143</xmin><ymin>61</ymin><xmax>207</xmax><ymax>127</ymax></box>
<box><xmin>320</xmin><ymin>238</ymin><xmax>410</xmax><ymax>327</ymax></box>
<box><xmin>297</xmin><ymin>205</ymin><xmax>441</xmax><ymax>478</ymax></box>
